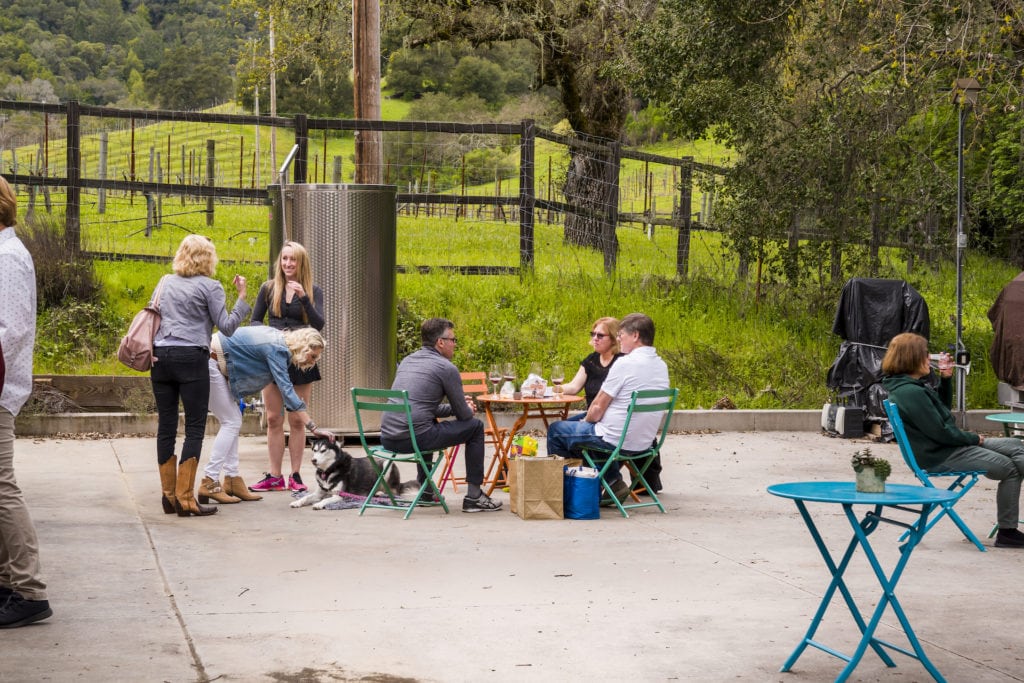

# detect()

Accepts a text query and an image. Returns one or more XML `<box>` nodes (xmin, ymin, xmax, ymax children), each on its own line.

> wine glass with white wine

<box><xmin>503</xmin><ymin>362</ymin><xmax>517</xmax><ymax>395</ymax></box>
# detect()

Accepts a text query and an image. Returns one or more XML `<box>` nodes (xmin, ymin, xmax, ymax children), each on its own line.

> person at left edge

<box><xmin>151</xmin><ymin>235</ymin><xmax>250</xmax><ymax>517</ymax></box>
<box><xmin>0</xmin><ymin>175</ymin><xmax>53</xmax><ymax>628</ymax></box>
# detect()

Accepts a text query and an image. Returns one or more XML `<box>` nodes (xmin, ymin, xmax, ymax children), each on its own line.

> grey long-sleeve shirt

<box><xmin>153</xmin><ymin>274</ymin><xmax>250</xmax><ymax>348</ymax></box>
<box><xmin>380</xmin><ymin>346</ymin><xmax>471</xmax><ymax>440</ymax></box>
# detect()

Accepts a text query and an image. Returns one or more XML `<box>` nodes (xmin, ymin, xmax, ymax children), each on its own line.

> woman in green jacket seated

<box><xmin>881</xmin><ymin>332</ymin><xmax>1024</xmax><ymax>548</ymax></box>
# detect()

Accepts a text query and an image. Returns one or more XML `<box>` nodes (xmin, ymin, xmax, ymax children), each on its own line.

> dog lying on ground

<box><xmin>290</xmin><ymin>438</ymin><xmax>418</xmax><ymax>510</ymax></box>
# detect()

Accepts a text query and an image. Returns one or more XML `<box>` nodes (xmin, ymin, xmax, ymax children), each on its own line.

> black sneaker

<box><xmin>994</xmin><ymin>528</ymin><xmax>1024</xmax><ymax>548</ymax></box>
<box><xmin>0</xmin><ymin>593</ymin><xmax>52</xmax><ymax>628</ymax></box>
<box><xmin>462</xmin><ymin>494</ymin><xmax>502</xmax><ymax>513</ymax></box>
<box><xmin>600</xmin><ymin>479</ymin><xmax>631</xmax><ymax>507</ymax></box>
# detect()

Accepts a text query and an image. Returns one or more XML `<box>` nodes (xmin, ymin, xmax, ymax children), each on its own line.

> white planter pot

<box><xmin>855</xmin><ymin>467</ymin><xmax>886</xmax><ymax>493</ymax></box>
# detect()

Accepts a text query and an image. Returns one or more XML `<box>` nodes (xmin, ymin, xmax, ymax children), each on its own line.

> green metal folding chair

<box><xmin>579</xmin><ymin>388</ymin><xmax>678</xmax><ymax>518</ymax></box>
<box><xmin>883</xmin><ymin>399</ymin><xmax>986</xmax><ymax>551</ymax></box>
<box><xmin>351</xmin><ymin>387</ymin><xmax>450</xmax><ymax>519</ymax></box>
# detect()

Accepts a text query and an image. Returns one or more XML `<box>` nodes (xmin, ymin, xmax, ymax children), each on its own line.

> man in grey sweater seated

<box><xmin>380</xmin><ymin>318</ymin><xmax>502</xmax><ymax>512</ymax></box>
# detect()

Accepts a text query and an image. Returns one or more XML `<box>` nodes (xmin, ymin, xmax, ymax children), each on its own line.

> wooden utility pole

<box><xmin>269</xmin><ymin>15</ymin><xmax>279</xmax><ymax>183</ymax></box>
<box><xmin>352</xmin><ymin>0</ymin><xmax>382</xmax><ymax>184</ymax></box>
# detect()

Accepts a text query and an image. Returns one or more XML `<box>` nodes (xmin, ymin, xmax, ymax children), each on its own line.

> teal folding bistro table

<box><xmin>767</xmin><ymin>481</ymin><xmax>958</xmax><ymax>683</ymax></box>
<box><xmin>984</xmin><ymin>412</ymin><xmax>1024</xmax><ymax>437</ymax></box>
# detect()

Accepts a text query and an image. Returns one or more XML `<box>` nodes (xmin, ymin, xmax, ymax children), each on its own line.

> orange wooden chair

<box><xmin>437</xmin><ymin>371</ymin><xmax>507</xmax><ymax>493</ymax></box>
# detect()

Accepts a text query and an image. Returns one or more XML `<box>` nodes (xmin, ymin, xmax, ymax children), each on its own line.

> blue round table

<box><xmin>768</xmin><ymin>481</ymin><xmax>957</xmax><ymax>683</ymax></box>
<box><xmin>984</xmin><ymin>412</ymin><xmax>1024</xmax><ymax>437</ymax></box>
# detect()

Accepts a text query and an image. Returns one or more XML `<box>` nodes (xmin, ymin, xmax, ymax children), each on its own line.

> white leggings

<box><xmin>205</xmin><ymin>358</ymin><xmax>242</xmax><ymax>479</ymax></box>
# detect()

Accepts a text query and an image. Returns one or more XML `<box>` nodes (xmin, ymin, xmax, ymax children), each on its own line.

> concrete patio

<box><xmin>3</xmin><ymin>428</ymin><xmax>1022</xmax><ymax>682</ymax></box>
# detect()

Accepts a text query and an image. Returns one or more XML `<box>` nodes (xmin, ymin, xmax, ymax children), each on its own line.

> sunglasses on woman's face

<box><xmin>590</xmin><ymin>331</ymin><xmax>608</xmax><ymax>340</ymax></box>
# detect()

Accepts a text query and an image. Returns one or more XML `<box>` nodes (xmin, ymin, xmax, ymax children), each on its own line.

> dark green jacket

<box><xmin>881</xmin><ymin>373</ymin><xmax>981</xmax><ymax>470</ymax></box>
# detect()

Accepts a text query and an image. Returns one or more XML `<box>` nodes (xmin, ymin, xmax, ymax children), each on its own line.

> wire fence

<box><xmin>0</xmin><ymin>100</ymin><xmax>729</xmax><ymax>279</ymax></box>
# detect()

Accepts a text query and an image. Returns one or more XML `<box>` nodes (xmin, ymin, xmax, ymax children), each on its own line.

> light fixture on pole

<box><xmin>952</xmin><ymin>77</ymin><xmax>981</xmax><ymax>427</ymax></box>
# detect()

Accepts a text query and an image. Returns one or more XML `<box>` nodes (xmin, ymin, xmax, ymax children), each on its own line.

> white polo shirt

<box><xmin>595</xmin><ymin>345</ymin><xmax>670</xmax><ymax>450</ymax></box>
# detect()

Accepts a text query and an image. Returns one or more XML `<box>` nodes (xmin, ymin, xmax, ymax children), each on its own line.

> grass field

<box><xmin>23</xmin><ymin>190</ymin><xmax>1018</xmax><ymax>412</ymax></box>
<box><xmin>9</xmin><ymin>101</ymin><xmax>1014</xmax><ymax>409</ymax></box>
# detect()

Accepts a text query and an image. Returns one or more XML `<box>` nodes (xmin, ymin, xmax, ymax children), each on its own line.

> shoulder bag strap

<box><xmin>151</xmin><ymin>275</ymin><xmax>168</xmax><ymax>311</ymax></box>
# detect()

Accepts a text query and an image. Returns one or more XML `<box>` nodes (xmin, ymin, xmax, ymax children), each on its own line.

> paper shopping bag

<box><xmin>510</xmin><ymin>456</ymin><xmax>564</xmax><ymax>520</ymax></box>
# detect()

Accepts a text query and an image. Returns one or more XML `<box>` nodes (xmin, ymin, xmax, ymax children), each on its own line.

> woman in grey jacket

<box><xmin>152</xmin><ymin>235</ymin><xmax>250</xmax><ymax>517</ymax></box>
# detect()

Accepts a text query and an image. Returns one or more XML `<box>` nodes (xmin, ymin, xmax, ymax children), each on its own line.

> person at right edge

<box><xmin>0</xmin><ymin>175</ymin><xmax>52</xmax><ymax>627</ymax></box>
<box><xmin>882</xmin><ymin>332</ymin><xmax>1024</xmax><ymax>548</ymax></box>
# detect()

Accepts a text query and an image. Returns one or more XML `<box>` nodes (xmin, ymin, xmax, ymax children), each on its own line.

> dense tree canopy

<box><xmin>389</xmin><ymin>0</ymin><xmax>658</xmax><ymax>252</ymax></box>
<box><xmin>626</xmin><ymin>1</ymin><xmax>1024</xmax><ymax>279</ymax></box>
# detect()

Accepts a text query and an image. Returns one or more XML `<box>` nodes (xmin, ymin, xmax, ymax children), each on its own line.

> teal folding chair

<box><xmin>579</xmin><ymin>388</ymin><xmax>678</xmax><ymax>518</ymax></box>
<box><xmin>351</xmin><ymin>387</ymin><xmax>450</xmax><ymax>519</ymax></box>
<box><xmin>883</xmin><ymin>399</ymin><xmax>986</xmax><ymax>551</ymax></box>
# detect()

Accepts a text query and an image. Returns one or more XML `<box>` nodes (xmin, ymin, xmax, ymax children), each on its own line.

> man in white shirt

<box><xmin>0</xmin><ymin>176</ymin><xmax>52</xmax><ymax>628</ymax></box>
<box><xmin>546</xmin><ymin>313</ymin><xmax>670</xmax><ymax>502</ymax></box>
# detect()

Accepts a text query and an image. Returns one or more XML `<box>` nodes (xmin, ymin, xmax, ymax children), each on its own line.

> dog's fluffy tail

<box><xmin>399</xmin><ymin>480</ymin><xmax>422</xmax><ymax>495</ymax></box>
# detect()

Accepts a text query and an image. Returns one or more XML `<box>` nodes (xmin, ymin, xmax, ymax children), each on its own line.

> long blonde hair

<box><xmin>266</xmin><ymin>241</ymin><xmax>314</xmax><ymax>320</ymax></box>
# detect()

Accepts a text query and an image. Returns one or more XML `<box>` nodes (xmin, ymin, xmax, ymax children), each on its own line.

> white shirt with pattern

<box><xmin>0</xmin><ymin>226</ymin><xmax>36</xmax><ymax>416</ymax></box>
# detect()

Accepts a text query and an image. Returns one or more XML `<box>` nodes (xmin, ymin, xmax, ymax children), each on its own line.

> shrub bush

<box><xmin>18</xmin><ymin>213</ymin><xmax>100</xmax><ymax>308</ymax></box>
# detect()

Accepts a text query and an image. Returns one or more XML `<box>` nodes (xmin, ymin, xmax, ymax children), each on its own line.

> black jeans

<box><xmin>151</xmin><ymin>346</ymin><xmax>210</xmax><ymax>465</ymax></box>
<box><xmin>382</xmin><ymin>418</ymin><xmax>485</xmax><ymax>486</ymax></box>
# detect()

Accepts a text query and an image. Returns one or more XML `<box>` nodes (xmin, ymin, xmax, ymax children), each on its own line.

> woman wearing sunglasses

<box><xmin>561</xmin><ymin>317</ymin><xmax>623</xmax><ymax>412</ymax></box>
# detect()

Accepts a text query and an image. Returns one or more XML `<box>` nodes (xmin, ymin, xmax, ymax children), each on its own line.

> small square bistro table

<box><xmin>475</xmin><ymin>393</ymin><xmax>584</xmax><ymax>495</ymax></box>
<box><xmin>767</xmin><ymin>481</ymin><xmax>959</xmax><ymax>683</ymax></box>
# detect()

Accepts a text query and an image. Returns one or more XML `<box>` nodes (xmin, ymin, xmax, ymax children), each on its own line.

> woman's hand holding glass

<box><xmin>551</xmin><ymin>364</ymin><xmax>564</xmax><ymax>397</ymax></box>
<box><xmin>937</xmin><ymin>352</ymin><xmax>955</xmax><ymax>378</ymax></box>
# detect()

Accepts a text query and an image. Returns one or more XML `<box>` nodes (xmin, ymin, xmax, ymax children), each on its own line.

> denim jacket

<box><xmin>215</xmin><ymin>327</ymin><xmax>306</xmax><ymax>412</ymax></box>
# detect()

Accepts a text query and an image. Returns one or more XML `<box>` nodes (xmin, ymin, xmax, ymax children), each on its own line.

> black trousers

<box><xmin>382</xmin><ymin>418</ymin><xmax>486</xmax><ymax>486</ymax></box>
<box><xmin>151</xmin><ymin>346</ymin><xmax>210</xmax><ymax>465</ymax></box>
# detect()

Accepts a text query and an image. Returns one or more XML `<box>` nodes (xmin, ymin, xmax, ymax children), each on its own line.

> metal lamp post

<box><xmin>952</xmin><ymin>77</ymin><xmax>981</xmax><ymax>427</ymax></box>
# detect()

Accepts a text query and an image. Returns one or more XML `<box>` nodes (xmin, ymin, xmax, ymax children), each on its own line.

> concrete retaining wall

<box><xmin>15</xmin><ymin>408</ymin><xmax>1008</xmax><ymax>437</ymax></box>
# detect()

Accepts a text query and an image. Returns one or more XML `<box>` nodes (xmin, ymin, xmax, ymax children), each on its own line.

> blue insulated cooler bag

<box><xmin>564</xmin><ymin>466</ymin><xmax>601</xmax><ymax>520</ymax></box>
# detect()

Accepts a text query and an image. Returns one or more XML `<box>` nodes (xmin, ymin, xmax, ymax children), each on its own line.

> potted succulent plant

<box><xmin>851</xmin><ymin>447</ymin><xmax>891</xmax><ymax>493</ymax></box>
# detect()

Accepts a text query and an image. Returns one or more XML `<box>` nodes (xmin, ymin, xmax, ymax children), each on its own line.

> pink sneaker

<box><xmin>288</xmin><ymin>472</ymin><xmax>308</xmax><ymax>493</ymax></box>
<box><xmin>249</xmin><ymin>473</ymin><xmax>287</xmax><ymax>492</ymax></box>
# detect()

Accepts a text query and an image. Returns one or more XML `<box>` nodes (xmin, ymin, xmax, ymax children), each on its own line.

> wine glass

<box><xmin>488</xmin><ymin>363</ymin><xmax>502</xmax><ymax>398</ymax></box>
<box><xmin>503</xmin><ymin>362</ymin><xmax>517</xmax><ymax>393</ymax></box>
<box><xmin>528</xmin><ymin>361</ymin><xmax>543</xmax><ymax>397</ymax></box>
<box><xmin>551</xmin><ymin>364</ymin><xmax>564</xmax><ymax>397</ymax></box>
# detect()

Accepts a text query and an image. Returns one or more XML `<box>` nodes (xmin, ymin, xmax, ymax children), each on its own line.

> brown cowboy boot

<box><xmin>198</xmin><ymin>476</ymin><xmax>240</xmax><ymax>505</ymax></box>
<box><xmin>223</xmin><ymin>475</ymin><xmax>263</xmax><ymax>501</ymax></box>
<box><xmin>159</xmin><ymin>459</ymin><xmax>177</xmax><ymax>514</ymax></box>
<box><xmin>174</xmin><ymin>458</ymin><xmax>217</xmax><ymax>517</ymax></box>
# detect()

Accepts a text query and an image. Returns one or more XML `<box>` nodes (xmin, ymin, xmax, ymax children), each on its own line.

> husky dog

<box><xmin>290</xmin><ymin>439</ymin><xmax>414</xmax><ymax>510</ymax></box>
